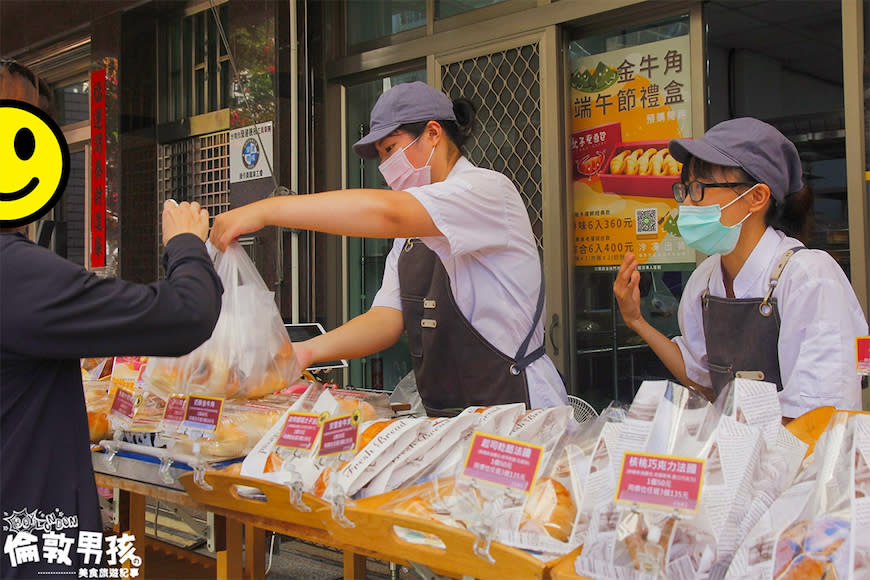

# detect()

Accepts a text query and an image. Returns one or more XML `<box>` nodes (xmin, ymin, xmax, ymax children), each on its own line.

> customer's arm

<box><xmin>5</xmin><ymin>201</ymin><xmax>223</xmax><ymax>358</ymax></box>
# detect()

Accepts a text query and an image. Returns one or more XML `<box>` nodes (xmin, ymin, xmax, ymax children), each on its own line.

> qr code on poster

<box><xmin>636</xmin><ymin>208</ymin><xmax>658</xmax><ymax>234</ymax></box>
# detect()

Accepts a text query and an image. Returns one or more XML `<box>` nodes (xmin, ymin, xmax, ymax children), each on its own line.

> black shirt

<box><xmin>0</xmin><ymin>232</ymin><xmax>222</xmax><ymax>578</ymax></box>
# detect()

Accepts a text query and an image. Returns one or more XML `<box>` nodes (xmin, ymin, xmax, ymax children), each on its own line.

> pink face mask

<box><xmin>378</xmin><ymin>135</ymin><xmax>435</xmax><ymax>191</ymax></box>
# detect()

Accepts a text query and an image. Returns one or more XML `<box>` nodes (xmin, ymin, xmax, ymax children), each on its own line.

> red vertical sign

<box><xmin>90</xmin><ymin>69</ymin><xmax>107</xmax><ymax>268</ymax></box>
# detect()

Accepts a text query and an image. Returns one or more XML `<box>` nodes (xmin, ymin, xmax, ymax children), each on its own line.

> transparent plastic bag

<box><xmin>143</xmin><ymin>242</ymin><xmax>301</xmax><ymax>400</ymax></box>
<box><xmin>726</xmin><ymin>411</ymin><xmax>870</xmax><ymax>580</ymax></box>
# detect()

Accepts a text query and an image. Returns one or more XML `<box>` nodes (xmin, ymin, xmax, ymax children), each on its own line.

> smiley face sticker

<box><xmin>0</xmin><ymin>99</ymin><xmax>70</xmax><ymax>227</ymax></box>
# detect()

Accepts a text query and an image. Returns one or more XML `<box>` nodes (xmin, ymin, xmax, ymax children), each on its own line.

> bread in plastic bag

<box><xmin>143</xmin><ymin>242</ymin><xmax>301</xmax><ymax>401</ymax></box>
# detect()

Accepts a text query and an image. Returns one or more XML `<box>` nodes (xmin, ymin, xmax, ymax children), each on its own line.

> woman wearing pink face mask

<box><xmin>612</xmin><ymin>117</ymin><xmax>867</xmax><ymax>423</ymax></box>
<box><xmin>211</xmin><ymin>81</ymin><xmax>567</xmax><ymax>416</ymax></box>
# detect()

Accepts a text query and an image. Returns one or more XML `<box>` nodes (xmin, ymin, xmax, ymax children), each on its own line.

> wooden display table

<box><xmin>99</xmin><ymin>461</ymin><xmax>582</xmax><ymax>580</ymax></box>
<box><xmin>95</xmin><ymin>471</ymin><xmax>220</xmax><ymax>579</ymax></box>
<box><xmin>178</xmin><ymin>471</ymin><xmax>396</xmax><ymax>580</ymax></box>
<box><xmin>547</xmin><ymin>547</ymin><xmax>586</xmax><ymax>580</ymax></box>
<box><xmin>327</xmin><ymin>480</ymin><xmax>567</xmax><ymax>580</ymax></box>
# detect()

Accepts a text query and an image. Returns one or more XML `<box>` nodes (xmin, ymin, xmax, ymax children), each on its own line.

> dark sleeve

<box><xmin>2</xmin><ymin>233</ymin><xmax>223</xmax><ymax>358</ymax></box>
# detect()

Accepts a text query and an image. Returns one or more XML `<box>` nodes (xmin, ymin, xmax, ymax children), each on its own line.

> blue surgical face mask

<box><xmin>676</xmin><ymin>184</ymin><xmax>759</xmax><ymax>255</ymax></box>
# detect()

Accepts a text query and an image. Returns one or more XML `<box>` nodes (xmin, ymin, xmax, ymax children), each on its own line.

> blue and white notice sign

<box><xmin>230</xmin><ymin>121</ymin><xmax>273</xmax><ymax>183</ymax></box>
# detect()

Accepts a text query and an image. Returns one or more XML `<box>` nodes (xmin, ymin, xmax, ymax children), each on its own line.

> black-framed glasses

<box><xmin>672</xmin><ymin>181</ymin><xmax>754</xmax><ymax>203</ymax></box>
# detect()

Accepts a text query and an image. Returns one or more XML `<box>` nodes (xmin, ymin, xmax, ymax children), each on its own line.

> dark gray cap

<box><xmin>668</xmin><ymin>117</ymin><xmax>803</xmax><ymax>201</ymax></box>
<box><xmin>353</xmin><ymin>81</ymin><xmax>456</xmax><ymax>159</ymax></box>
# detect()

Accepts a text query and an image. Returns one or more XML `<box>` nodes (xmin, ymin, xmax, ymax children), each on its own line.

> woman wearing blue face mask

<box><xmin>613</xmin><ymin>117</ymin><xmax>867</xmax><ymax>422</ymax></box>
<box><xmin>211</xmin><ymin>81</ymin><xmax>567</xmax><ymax>416</ymax></box>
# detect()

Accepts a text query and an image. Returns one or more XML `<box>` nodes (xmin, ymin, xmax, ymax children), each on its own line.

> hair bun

<box><xmin>452</xmin><ymin>98</ymin><xmax>477</xmax><ymax>138</ymax></box>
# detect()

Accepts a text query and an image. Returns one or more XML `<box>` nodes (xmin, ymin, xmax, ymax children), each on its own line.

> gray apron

<box><xmin>701</xmin><ymin>247</ymin><xmax>804</xmax><ymax>396</ymax></box>
<box><xmin>397</xmin><ymin>239</ymin><xmax>544</xmax><ymax>417</ymax></box>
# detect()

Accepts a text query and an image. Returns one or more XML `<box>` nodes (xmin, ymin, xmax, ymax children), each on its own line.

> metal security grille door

<box><xmin>197</xmin><ymin>131</ymin><xmax>231</xmax><ymax>221</ymax></box>
<box><xmin>156</xmin><ymin>130</ymin><xmax>230</xmax><ymax>267</ymax></box>
<box><xmin>157</xmin><ymin>139</ymin><xmax>197</xmax><ymax>212</ymax></box>
<box><xmin>440</xmin><ymin>43</ymin><xmax>543</xmax><ymax>251</ymax></box>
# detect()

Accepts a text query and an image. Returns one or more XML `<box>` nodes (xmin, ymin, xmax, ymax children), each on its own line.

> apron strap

<box><xmin>702</xmin><ymin>245</ymin><xmax>805</xmax><ymax>313</ymax></box>
<box><xmin>511</xmin><ymin>258</ymin><xmax>546</xmax><ymax>375</ymax></box>
<box><xmin>758</xmin><ymin>246</ymin><xmax>804</xmax><ymax>317</ymax></box>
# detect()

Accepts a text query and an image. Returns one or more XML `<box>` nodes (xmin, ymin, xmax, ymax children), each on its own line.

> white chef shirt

<box><xmin>674</xmin><ymin>226</ymin><xmax>867</xmax><ymax>418</ymax></box>
<box><xmin>372</xmin><ymin>156</ymin><xmax>568</xmax><ymax>409</ymax></box>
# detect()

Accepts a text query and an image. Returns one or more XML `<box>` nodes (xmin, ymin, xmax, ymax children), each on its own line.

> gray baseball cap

<box><xmin>668</xmin><ymin>117</ymin><xmax>803</xmax><ymax>201</ymax></box>
<box><xmin>353</xmin><ymin>81</ymin><xmax>456</xmax><ymax>159</ymax></box>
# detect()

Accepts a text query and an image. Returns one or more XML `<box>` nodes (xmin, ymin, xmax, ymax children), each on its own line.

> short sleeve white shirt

<box><xmin>372</xmin><ymin>157</ymin><xmax>567</xmax><ymax>409</ymax></box>
<box><xmin>673</xmin><ymin>226</ymin><xmax>867</xmax><ymax>418</ymax></box>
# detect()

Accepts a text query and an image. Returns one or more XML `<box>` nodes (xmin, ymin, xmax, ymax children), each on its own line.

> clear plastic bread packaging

<box><xmin>81</xmin><ymin>357</ymin><xmax>113</xmax><ymax>381</ymax></box>
<box><xmin>379</xmin><ymin>428</ymin><xmax>578</xmax><ymax>560</ymax></box>
<box><xmin>312</xmin><ymin>419</ymin><xmax>392</xmax><ymax>498</ymax></box>
<box><xmin>316</xmin><ymin>417</ymin><xmax>428</xmax><ymax>500</ymax></box>
<box><xmin>263</xmin><ymin>387</ymin><xmax>394</xmax><ymax>486</ymax></box>
<box><xmin>167</xmin><ymin>399</ymin><xmax>288</xmax><ymax>461</ymax></box>
<box><xmin>364</xmin><ymin>416</ymin><xmax>461</xmax><ymax>497</ymax></box>
<box><xmin>725</xmin><ymin>411</ymin><xmax>870</xmax><ymax>579</ymax></box>
<box><xmin>111</xmin><ymin>356</ymin><xmax>148</xmax><ymax>388</ymax></box>
<box><xmin>143</xmin><ymin>242</ymin><xmax>301</xmax><ymax>401</ymax></box>
<box><xmin>84</xmin><ymin>380</ymin><xmax>112</xmax><ymax>442</ymax></box>
<box><xmin>384</xmin><ymin>476</ymin><xmax>477</xmax><ymax>530</ymax></box>
<box><xmin>519</xmin><ymin>477</ymin><xmax>577</xmax><ymax>543</ymax></box>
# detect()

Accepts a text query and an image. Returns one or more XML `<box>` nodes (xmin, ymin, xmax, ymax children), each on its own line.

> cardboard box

<box><xmin>599</xmin><ymin>140</ymin><xmax>680</xmax><ymax>198</ymax></box>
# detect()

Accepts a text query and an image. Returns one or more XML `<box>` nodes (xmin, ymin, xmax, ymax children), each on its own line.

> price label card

<box><xmin>318</xmin><ymin>411</ymin><xmax>360</xmax><ymax>457</ymax></box>
<box><xmin>461</xmin><ymin>432</ymin><xmax>544</xmax><ymax>493</ymax></box>
<box><xmin>162</xmin><ymin>395</ymin><xmax>188</xmax><ymax>425</ymax></box>
<box><xmin>276</xmin><ymin>412</ymin><xmax>322</xmax><ymax>451</ymax></box>
<box><xmin>182</xmin><ymin>395</ymin><xmax>224</xmax><ymax>433</ymax></box>
<box><xmin>616</xmin><ymin>452</ymin><xmax>705</xmax><ymax>513</ymax></box>
<box><xmin>858</xmin><ymin>336</ymin><xmax>870</xmax><ymax>375</ymax></box>
<box><xmin>109</xmin><ymin>387</ymin><xmax>136</xmax><ymax>421</ymax></box>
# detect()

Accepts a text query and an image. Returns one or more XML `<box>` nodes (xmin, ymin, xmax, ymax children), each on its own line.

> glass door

<box><xmin>344</xmin><ymin>70</ymin><xmax>425</xmax><ymax>390</ymax></box>
<box><xmin>568</xmin><ymin>17</ymin><xmax>692</xmax><ymax>410</ymax></box>
<box><xmin>705</xmin><ymin>0</ymin><xmax>850</xmax><ymax>275</ymax></box>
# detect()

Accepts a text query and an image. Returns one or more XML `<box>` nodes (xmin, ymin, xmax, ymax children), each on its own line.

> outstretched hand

<box><xmin>210</xmin><ymin>203</ymin><xmax>267</xmax><ymax>251</ymax></box>
<box><xmin>613</xmin><ymin>252</ymin><xmax>644</xmax><ymax>330</ymax></box>
<box><xmin>162</xmin><ymin>200</ymin><xmax>210</xmax><ymax>245</ymax></box>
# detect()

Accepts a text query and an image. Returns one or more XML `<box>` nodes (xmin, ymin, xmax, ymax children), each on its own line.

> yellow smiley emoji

<box><xmin>0</xmin><ymin>99</ymin><xmax>70</xmax><ymax>227</ymax></box>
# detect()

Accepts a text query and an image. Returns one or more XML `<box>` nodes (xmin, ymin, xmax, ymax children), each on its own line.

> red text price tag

<box><xmin>616</xmin><ymin>452</ymin><xmax>705</xmax><ymax>513</ymax></box>
<box><xmin>462</xmin><ymin>432</ymin><xmax>544</xmax><ymax>493</ymax></box>
<box><xmin>277</xmin><ymin>412</ymin><xmax>322</xmax><ymax>451</ymax></box>
<box><xmin>857</xmin><ymin>336</ymin><xmax>870</xmax><ymax>375</ymax></box>
<box><xmin>163</xmin><ymin>395</ymin><xmax>188</xmax><ymax>424</ymax></box>
<box><xmin>182</xmin><ymin>396</ymin><xmax>224</xmax><ymax>433</ymax></box>
<box><xmin>318</xmin><ymin>413</ymin><xmax>359</xmax><ymax>457</ymax></box>
<box><xmin>109</xmin><ymin>387</ymin><xmax>136</xmax><ymax>420</ymax></box>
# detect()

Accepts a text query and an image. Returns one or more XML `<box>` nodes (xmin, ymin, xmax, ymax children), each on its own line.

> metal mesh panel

<box><xmin>197</xmin><ymin>131</ymin><xmax>231</xmax><ymax>219</ymax></box>
<box><xmin>441</xmin><ymin>44</ymin><xmax>543</xmax><ymax>251</ymax></box>
<box><xmin>157</xmin><ymin>139</ymin><xmax>197</xmax><ymax>208</ymax></box>
<box><xmin>156</xmin><ymin>130</ymin><xmax>230</xmax><ymax>272</ymax></box>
